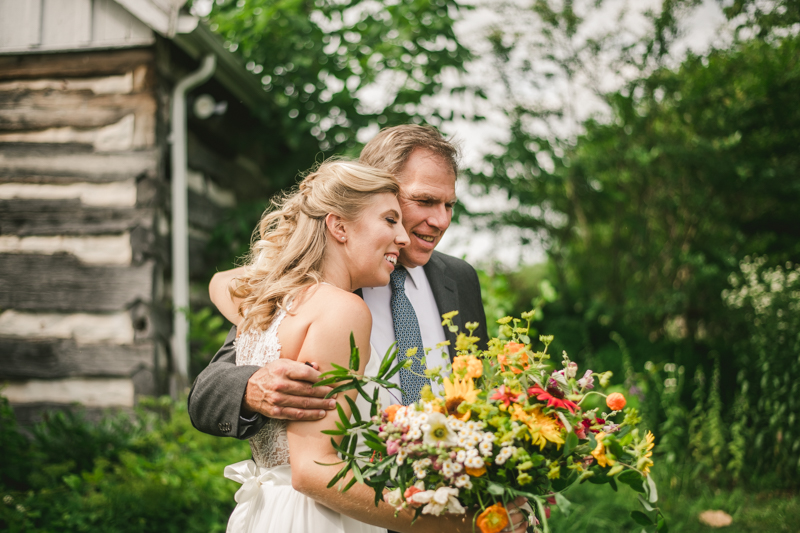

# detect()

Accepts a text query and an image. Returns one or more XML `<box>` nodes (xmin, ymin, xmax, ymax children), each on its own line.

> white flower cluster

<box><xmin>495</xmin><ymin>445</ymin><xmax>516</xmax><ymax>465</ymax></box>
<box><xmin>384</xmin><ymin>482</ymin><xmax>466</xmax><ymax>516</ymax></box>
<box><xmin>380</xmin><ymin>402</ymin><xmax>506</xmax><ymax>516</ymax></box>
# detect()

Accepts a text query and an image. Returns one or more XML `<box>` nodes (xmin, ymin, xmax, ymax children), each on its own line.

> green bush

<box><xmin>0</xmin><ymin>396</ymin><xmax>249</xmax><ymax>532</ymax></box>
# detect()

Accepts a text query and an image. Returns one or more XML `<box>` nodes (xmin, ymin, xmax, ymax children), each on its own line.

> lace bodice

<box><xmin>235</xmin><ymin>308</ymin><xmax>290</xmax><ymax>468</ymax></box>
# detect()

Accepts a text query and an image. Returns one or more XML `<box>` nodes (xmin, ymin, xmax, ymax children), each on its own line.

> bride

<box><xmin>219</xmin><ymin>159</ymin><xmax>528</xmax><ymax>533</ymax></box>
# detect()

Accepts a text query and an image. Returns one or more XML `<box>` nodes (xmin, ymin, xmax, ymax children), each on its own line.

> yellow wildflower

<box><xmin>441</xmin><ymin>310</ymin><xmax>459</xmax><ymax>323</ymax></box>
<box><xmin>443</xmin><ymin>376</ymin><xmax>481</xmax><ymax>421</ymax></box>
<box><xmin>591</xmin><ymin>432</ymin><xmax>616</xmax><ymax>468</ymax></box>
<box><xmin>511</xmin><ymin>405</ymin><xmax>565</xmax><ymax>450</ymax></box>
<box><xmin>638</xmin><ymin>431</ymin><xmax>655</xmax><ymax>476</ymax></box>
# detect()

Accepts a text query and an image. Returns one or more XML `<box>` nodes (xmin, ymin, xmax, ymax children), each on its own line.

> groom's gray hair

<box><xmin>359</xmin><ymin>124</ymin><xmax>460</xmax><ymax>178</ymax></box>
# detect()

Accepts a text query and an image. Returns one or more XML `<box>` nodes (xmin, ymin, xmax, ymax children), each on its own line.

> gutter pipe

<box><xmin>170</xmin><ymin>54</ymin><xmax>216</xmax><ymax>384</ymax></box>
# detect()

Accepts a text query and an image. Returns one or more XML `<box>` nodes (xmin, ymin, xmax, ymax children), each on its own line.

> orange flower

<box><xmin>453</xmin><ymin>355</ymin><xmax>483</xmax><ymax>379</ymax></box>
<box><xmin>606</xmin><ymin>393</ymin><xmax>626</xmax><ymax>411</ymax></box>
<box><xmin>385</xmin><ymin>404</ymin><xmax>402</xmax><ymax>422</ymax></box>
<box><xmin>465</xmin><ymin>466</ymin><xmax>486</xmax><ymax>477</ymax></box>
<box><xmin>498</xmin><ymin>342</ymin><xmax>529</xmax><ymax>374</ymax></box>
<box><xmin>476</xmin><ymin>503</ymin><xmax>509</xmax><ymax>533</ymax></box>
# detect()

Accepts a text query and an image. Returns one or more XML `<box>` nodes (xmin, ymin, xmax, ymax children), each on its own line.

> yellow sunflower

<box><xmin>511</xmin><ymin>405</ymin><xmax>565</xmax><ymax>450</ymax></box>
<box><xmin>443</xmin><ymin>376</ymin><xmax>480</xmax><ymax>421</ymax></box>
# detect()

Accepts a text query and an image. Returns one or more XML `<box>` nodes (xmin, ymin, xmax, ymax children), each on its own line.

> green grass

<box><xmin>549</xmin><ymin>465</ymin><xmax>799</xmax><ymax>532</ymax></box>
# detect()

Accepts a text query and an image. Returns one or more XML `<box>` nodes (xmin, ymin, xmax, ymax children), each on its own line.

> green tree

<box><xmin>468</xmin><ymin>0</ymin><xmax>800</xmax><ymax>484</ymax></box>
<box><xmin>199</xmin><ymin>0</ymin><xmax>476</xmax><ymax>187</ymax></box>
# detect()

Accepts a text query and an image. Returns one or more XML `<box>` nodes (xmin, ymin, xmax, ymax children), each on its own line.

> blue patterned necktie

<box><xmin>390</xmin><ymin>267</ymin><xmax>430</xmax><ymax>405</ymax></box>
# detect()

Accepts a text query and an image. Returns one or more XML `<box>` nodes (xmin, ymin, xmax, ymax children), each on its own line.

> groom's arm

<box><xmin>188</xmin><ymin>327</ymin><xmax>339</xmax><ymax>439</ymax></box>
<box><xmin>188</xmin><ymin>326</ymin><xmax>265</xmax><ymax>438</ymax></box>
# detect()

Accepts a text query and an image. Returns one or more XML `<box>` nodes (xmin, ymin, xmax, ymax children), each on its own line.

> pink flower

<box><xmin>386</xmin><ymin>439</ymin><xmax>401</xmax><ymax>455</ymax></box>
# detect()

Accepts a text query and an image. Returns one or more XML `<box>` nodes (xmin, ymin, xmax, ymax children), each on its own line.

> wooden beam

<box><xmin>0</xmin><ymin>90</ymin><xmax>156</xmax><ymax>132</ymax></box>
<box><xmin>0</xmin><ymin>337</ymin><xmax>152</xmax><ymax>379</ymax></box>
<box><xmin>2</xmin><ymin>377</ymin><xmax>135</xmax><ymax>407</ymax></box>
<box><xmin>0</xmin><ymin>254</ymin><xmax>154</xmax><ymax>312</ymax></box>
<box><xmin>0</xmin><ymin>146</ymin><xmax>158</xmax><ymax>181</ymax></box>
<box><xmin>0</xmin><ymin>49</ymin><xmax>154</xmax><ymax>81</ymax></box>
<box><xmin>0</xmin><ymin>310</ymin><xmax>135</xmax><ymax>345</ymax></box>
<box><xmin>0</xmin><ymin>199</ymin><xmax>151</xmax><ymax>236</ymax></box>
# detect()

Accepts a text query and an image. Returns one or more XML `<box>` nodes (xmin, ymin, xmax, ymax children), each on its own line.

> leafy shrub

<box><xmin>0</xmin><ymin>396</ymin><xmax>249</xmax><ymax>532</ymax></box>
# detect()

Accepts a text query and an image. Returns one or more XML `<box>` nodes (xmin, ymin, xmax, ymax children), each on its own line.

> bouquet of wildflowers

<box><xmin>318</xmin><ymin>312</ymin><xmax>665</xmax><ymax>532</ymax></box>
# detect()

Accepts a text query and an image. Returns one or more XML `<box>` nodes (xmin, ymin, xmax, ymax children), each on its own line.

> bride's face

<box><xmin>344</xmin><ymin>192</ymin><xmax>409</xmax><ymax>288</ymax></box>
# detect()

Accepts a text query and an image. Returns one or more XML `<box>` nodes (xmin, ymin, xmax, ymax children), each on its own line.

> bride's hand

<box><xmin>242</xmin><ymin>359</ymin><xmax>337</xmax><ymax>420</ymax></box>
<box><xmin>502</xmin><ymin>496</ymin><xmax>532</xmax><ymax>533</ymax></box>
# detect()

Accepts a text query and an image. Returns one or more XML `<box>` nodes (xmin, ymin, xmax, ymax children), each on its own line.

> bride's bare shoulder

<box><xmin>299</xmin><ymin>284</ymin><xmax>371</xmax><ymax>328</ymax></box>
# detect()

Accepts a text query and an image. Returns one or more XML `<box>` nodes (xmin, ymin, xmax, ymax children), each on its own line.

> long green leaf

<box><xmin>349</xmin><ymin>332</ymin><xmax>360</xmax><ymax>371</ymax></box>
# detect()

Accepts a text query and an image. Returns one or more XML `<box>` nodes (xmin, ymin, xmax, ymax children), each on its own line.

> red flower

<box><xmin>580</xmin><ymin>418</ymin><xmax>605</xmax><ymax>434</ymax></box>
<box><xmin>490</xmin><ymin>385</ymin><xmax>520</xmax><ymax>407</ymax></box>
<box><xmin>528</xmin><ymin>385</ymin><xmax>578</xmax><ymax>413</ymax></box>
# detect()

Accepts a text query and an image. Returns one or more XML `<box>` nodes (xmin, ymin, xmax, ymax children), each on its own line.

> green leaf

<box><xmin>487</xmin><ymin>482</ymin><xmax>505</xmax><ymax>496</ymax></box>
<box><xmin>554</xmin><ymin>493</ymin><xmax>572</xmax><ymax>516</ymax></box>
<box><xmin>562</xmin><ymin>431</ymin><xmax>579</xmax><ymax>457</ymax></box>
<box><xmin>346</xmin><ymin>395</ymin><xmax>361</xmax><ymax>423</ymax></box>
<box><xmin>617</xmin><ymin>469</ymin><xmax>645</xmax><ymax>493</ymax></box>
<box><xmin>349</xmin><ymin>333</ymin><xmax>360</xmax><ymax>371</ymax></box>
<box><xmin>638</xmin><ymin>494</ymin><xmax>655</xmax><ymax>512</ymax></box>
<box><xmin>631</xmin><ymin>511</ymin><xmax>653</xmax><ymax>526</ymax></box>
<box><xmin>378</xmin><ymin>343</ymin><xmax>398</xmax><ymax>377</ymax></box>
<box><xmin>645</xmin><ymin>474</ymin><xmax>658</xmax><ymax>503</ymax></box>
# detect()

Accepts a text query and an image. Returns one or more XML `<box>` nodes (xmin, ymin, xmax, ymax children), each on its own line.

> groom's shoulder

<box><xmin>428</xmin><ymin>250</ymin><xmax>479</xmax><ymax>279</ymax></box>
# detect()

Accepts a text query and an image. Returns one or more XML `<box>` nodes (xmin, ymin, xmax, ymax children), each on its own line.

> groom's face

<box><xmin>396</xmin><ymin>147</ymin><xmax>457</xmax><ymax>268</ymax></box>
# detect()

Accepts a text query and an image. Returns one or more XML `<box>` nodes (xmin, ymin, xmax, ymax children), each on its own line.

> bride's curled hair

<box><xmin>231</xmin><ymin>159</ymin><xmax>399</xmax><ymax>334</ymax></box>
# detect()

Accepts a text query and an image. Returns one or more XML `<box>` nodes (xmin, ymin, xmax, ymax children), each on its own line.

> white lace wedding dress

<box><xmin>224</xmin><ymin>307</ymin><xmax>388</xmax><ymax>533</ymax></box>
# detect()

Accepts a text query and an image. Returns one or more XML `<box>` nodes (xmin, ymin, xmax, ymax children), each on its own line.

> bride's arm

<box><xmin>287</xmin><ymin>295</ymin><xmax>518</xmax><ymax>533</ymax></box>
<box><xmin>209</xmin><ymin>266</ymin><xmax>245</xmax><ymax>325</ymax></box>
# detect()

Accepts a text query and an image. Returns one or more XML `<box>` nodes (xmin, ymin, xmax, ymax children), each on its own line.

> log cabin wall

<box><xmin>0</xmin><ymin>48</ymin><xmax>166</xmax><ymax>423</ymax></box>
<box><xmin>0</xmin><ymin>1</ymin><xmax>274</xmax><ymax>423</ymax></box>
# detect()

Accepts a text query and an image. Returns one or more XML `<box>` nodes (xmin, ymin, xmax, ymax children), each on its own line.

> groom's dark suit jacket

<box><xmin>188</xmin><ymin>250</ymin><xmax>488</xmax><ymax>439</ymax></box>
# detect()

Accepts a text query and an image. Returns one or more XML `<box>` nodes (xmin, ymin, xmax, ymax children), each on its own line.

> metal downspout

<box><xmin>170</xmin><ymin>54</ymin><xmax>216</xmax><ymax>386</ymax></box>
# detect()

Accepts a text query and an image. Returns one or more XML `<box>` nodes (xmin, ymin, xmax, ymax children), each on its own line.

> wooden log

<box><xmin>0</xmin><ymin>179</ymin><xmax>137</xmax><ymax>207</ymax></box>
<box><xmin>0</xmin><ymin>254</ymin><xmax>154</xmax><ymax>312</ymax></box>
<box><xmin>0</xmin><ymin>90</ymin><xmax>156</xmax><ymax>132</ymax></box>
<box><xmin>0</xmin><ymin>115</ymin><xmax>139</xmax><ymax>151</ymax></box>
<box><xmin>2</xmin><ymin>377</ymin><xmax>135</xmax><ymax>407</ymax></box>
<box><xmin>0</xmin><ymin>199</ymin><xmax>152</xmax><ymax>236</ymax></box>
<box><xmin>0</xmin><ymin>49</ymin><xmax>154</xmax><ymax>81</ymax></box>
<box><xmin>0</xmin><ymin>337</ymin><xmax>152</xmax><ymax>379</ymax></box>
<box><xmin>0</xmin><ymin>233</ymin><xmax>132</xmax><ymax>265</ymax></box>
<box><xmin>0</xmin><ymin>146</ymin><xmax>158</xmax><ymax>181</ymax></box>
<box><xmin>0</xmin><ymin>310</ymin><xmax>135</xmax><ymax>344</ymax></box>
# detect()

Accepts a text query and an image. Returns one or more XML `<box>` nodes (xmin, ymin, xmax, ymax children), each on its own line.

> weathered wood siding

<box><xmin>0</xmin><ymin>48</ymin><xmax>162</xmax><ymax>411</ymax></box>
<box><xmin>0</xmin><ymin>0</ymin><xmax>155</xmax><ymax>54</ymax></box>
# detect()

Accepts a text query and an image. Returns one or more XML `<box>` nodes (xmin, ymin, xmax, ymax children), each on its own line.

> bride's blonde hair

<box><xmin>231</xmin><ymin>159</ymin><xmax>399</xmax><ymax>333</ymax></box>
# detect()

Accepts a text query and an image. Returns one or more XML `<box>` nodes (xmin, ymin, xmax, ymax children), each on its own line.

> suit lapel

<box><xmin>424</xmin><ymin>252</ymin><xmax>459</xmax><ymax>361</ymax></box>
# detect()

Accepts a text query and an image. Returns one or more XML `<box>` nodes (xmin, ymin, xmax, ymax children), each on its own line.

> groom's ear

<box><xmin>325</xmin><ymin>213</ymin><xmax>347</xmax><ymax>243</ymax></box>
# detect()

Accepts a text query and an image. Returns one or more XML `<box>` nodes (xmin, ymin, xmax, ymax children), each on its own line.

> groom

<box><xmin>188</xmin><ymin>125</ymin><xmax>488</xmax><ymax>439</ymax></box>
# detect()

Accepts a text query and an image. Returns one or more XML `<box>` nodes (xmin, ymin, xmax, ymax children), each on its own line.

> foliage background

<box><xmin>3</xmin><ymin>0</ymin><xmax>797</xmax><ymax>530</ymax></box>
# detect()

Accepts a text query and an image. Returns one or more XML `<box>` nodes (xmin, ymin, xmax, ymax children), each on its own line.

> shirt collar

<box><xmin>403</xmin><ymin>265</ymin><xmax>424</xmax><ymax>290</ymax></box>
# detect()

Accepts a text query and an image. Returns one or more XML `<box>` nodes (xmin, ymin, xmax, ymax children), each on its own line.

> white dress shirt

<box><xmin>361</xmin><ymin>265</ymin><xmax>450</xmax><ymax>399</ymax></box>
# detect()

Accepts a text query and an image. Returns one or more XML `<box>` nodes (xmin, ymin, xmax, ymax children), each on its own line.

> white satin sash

<box><xmin>224</xmin><ymin>460</ymin><xmax>293</xmax><ymax>532</ymax></box>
